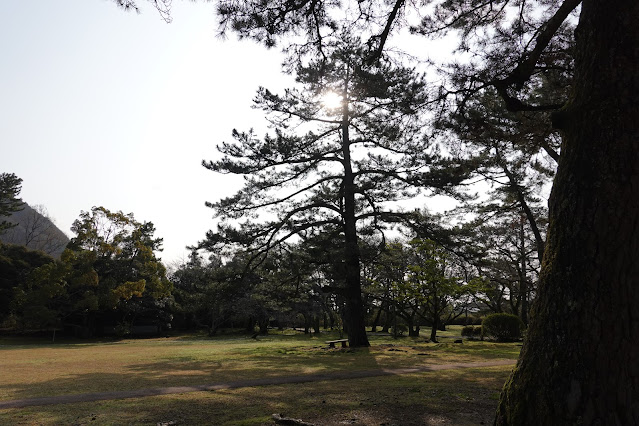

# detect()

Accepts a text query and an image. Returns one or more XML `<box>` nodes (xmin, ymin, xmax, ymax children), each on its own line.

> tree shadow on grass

<box><xmin>0</xmin><ymin>367</ymin><xmax>513</xmax><ymax>426</ymax></box>
<box><xmin>0</xmin><ymin>335</ymin><xmax>518</xmax><ymax>405</ymax></box>
<box><xmin>0</xmin><ymin>346</ymin><xmax>382</xmax><ymax>402</ymax></box>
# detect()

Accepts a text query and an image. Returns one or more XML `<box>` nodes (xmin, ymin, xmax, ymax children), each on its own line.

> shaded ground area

<box><xmin>0</xmin><ymin>360</ymin><xmax>514</xmax><ymax>409</ymax></box>
<box><xmin>0</xmin><ymin>332</ymin><xmax>519</xmax><ymax>424</ymax></box>
<box><xmin>0</xmin><ymin>365</ymin><xmax>514</xmax><ymax>425</ymax></box>
<box><xmin>0</xmin><ymin>333</ymin><xmax>521</xmax><ymax>403</ymax></box>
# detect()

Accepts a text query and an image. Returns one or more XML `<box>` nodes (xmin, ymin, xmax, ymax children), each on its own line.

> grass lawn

<box><xmin>0</xmin><ymin>327</ymin><xmax>520</xmax><ymax>425</ymax></box>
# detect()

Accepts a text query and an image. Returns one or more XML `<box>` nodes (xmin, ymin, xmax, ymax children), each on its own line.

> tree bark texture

<box><xmin>495</xmin><ymin>0</ymin><xmax>639</xmax><ymax>424</ymax></box>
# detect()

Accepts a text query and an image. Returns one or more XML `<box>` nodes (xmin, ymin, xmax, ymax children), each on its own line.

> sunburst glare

<box><xmin>321</xmin><ymin>91</ymin><xmax>343</xmax><ymax>110</ymax></box>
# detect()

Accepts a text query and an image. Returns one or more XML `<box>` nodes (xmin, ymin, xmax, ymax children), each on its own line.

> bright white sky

<box><xmin>1</xmin><ymin>0</ymin><xmax>467</xmax><ymax>264</ymax></box>
<box><xmin>1</xmin><ymin>0</ymin><xmax>294</xmax><ymax>263</ymax></box>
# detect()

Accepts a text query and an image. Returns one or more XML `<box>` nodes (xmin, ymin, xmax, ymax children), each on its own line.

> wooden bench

<box><xmin>326</xmin><ymin>339</ymin><xmax>348</xmax><ymax>348</ymax></box>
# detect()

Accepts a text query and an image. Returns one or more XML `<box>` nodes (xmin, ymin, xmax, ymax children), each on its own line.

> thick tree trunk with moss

<box><xmin>495</xmin><ymin>0</ymin><xmax>639</xmax><ymax>423</ymax></box>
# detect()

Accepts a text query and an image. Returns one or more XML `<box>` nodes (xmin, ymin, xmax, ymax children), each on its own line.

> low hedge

<box><xmin>481</xmin><ymin>313</ymin><xmax>524</xmax><ymax>342</ymax></box>
<box><xmin>461</xmin><ymin>325</ymin><xmax>483</xmax><ymax>339</ymax></box>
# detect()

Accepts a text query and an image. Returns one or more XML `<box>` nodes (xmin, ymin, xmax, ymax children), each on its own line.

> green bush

<box><xmin>461</xmin><ymin>325</ymin><xmax>483</xmax><ymax>339</ymax></box>
<box><xmin>461</xmin><ymin>325</ymin><xmax>475</xmax><ymax>337</ymax></box>
<box><xmin>114</xmin><ymin>321</ymin><xmax>132</xmax><ymax>338</ymax></box>
<box><xmin>391</xmin><ymin>324</ymin><xmax>408</xmax><ymax>337</ymax></box>
<box><xmin>481</xmin><ymin>313</ymin><xmax>524</xmax><ymax>342</ymax></box>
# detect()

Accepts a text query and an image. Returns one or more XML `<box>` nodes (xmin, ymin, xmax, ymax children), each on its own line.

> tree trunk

<box><xmin>340</xmin><ymin>73</ymin><xmax>370</xmax><ymax>347</ymax></box>
<box><xmin>302</xmin><ymin>313</ymin><xmax>310</xmax><ymax>334</ymax></box>
<box><xmin>371</xmin><ymin>304</ymin><xmax>384</xmax><ymax>332</ymax></box>
<box><xmin>430</xmin><ymin>316</ymin><xmax>438</xmax><ymax>343</ymax></box>
<box><xmin>258</xmin><ymin>318</ymin><xmax>269</xmax><ymax>335</ymax></box>
<box><xmin>519</xmin><ymin>214</ymin><xmax>528</xmax><ymax>326</ymax></box>
<box><xmin>313</xmin><ymin>315</ymin><xmax>321</xmax><ymax>334</ymax></box>
<box><xmin>406</xmin><ymin>317</ymin><xmax>418</xmax><ymax>336</ymax></box>
<box><xmin>382</xmin><ymin>312</ymin><xmax>391</xmax><ymax>333</ymax></box>
<box><xmin>245</xmin><ymin>317</ymin><xmax>255</xmax><ymax>333</ymax></box>
<box><xmin>495</xmin><ymin>1</ymin><xmax>639</xmax><ymax>423</ymax></box>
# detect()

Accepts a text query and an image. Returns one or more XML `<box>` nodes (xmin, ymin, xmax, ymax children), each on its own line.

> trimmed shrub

<box><xmin>472</xmin><ymin>325</ymin><xmax>483</xmax><ymax>338</ymax></box>
<box><xmin>461</xmin><ymin>325</ymin><xmax>483</xmax><ymax>339</ymax></box>
<box><xmin>461</xmin><ymin>325</ymin><xmax>475</xmax><ymax>337</ymax></box>
<box><xmin>391</xmin><ymin>324</ymin><xmax>408</xmax><ymax>337</ymax></box>
<box><xmin>482</xmin><ymin>313</ymin><xmax>524</xmax><ymax>342</ymax></box>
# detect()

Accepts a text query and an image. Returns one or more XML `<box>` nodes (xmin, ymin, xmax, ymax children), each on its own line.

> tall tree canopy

<box><xmin>65</xmin><ymin>206</ymin><xmax>172</xmax><ymax>335</ymax></box>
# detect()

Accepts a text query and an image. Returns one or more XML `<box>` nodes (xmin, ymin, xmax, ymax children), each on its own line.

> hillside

<box><xmin>0</xmin><ymin>203</ymin><xmax>69</xmax><ymax>258</ymax></box>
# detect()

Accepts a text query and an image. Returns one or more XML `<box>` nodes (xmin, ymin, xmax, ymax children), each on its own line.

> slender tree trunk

<box><xmin>340</xmin><ymin>72</ymin><xmax>370</xmax><ymax>347</ymax></box>
<box><xmin>245</xmin><ymin>317</ymin><xmax>255</xmax><ymax>333</ymax></box>
<box><xmin>430</xmin><ymin>295</ymin><xmax>440</xmax><ymax>342</ymax></box>
<box><xmin>406</xmin><ymin>316</ymin><xmax>415</xmax><ymax>336</ymax></box>
<box><xmin>430</xmin><ymin>315</ymin><xmax>438</xmax><ymax>343</ymax></box>
<box><xmin>500</xmin><ymin>160</ymin><xmax>546</xmax><ymax>262</ymax></box>
<box><xmin>258</xmin><ymin>318</ymin><xmax>269</xmax><ymax>335</ymax></box>
<box><xmin>371</xmin><ymin>303</ymin><xmax>384</xmax><ymax>332</ymax></box>
<box><xmin>519</xmin><ymin>214</ymin><xmax>528</xmax><ymax>326</ymax></box>
<box><xmin>495</xmin><ymin>1</ymin><xmax>639</xmax><ymax>423</ymax></box>
<box><xmin>382</xmin><ymin>309</ymin><xmax>392</xmax><ymax>333</ymax></box>
<box><xmin>313</xmin><ymin>315</ymin><xmax>321</xmax><ymax>334</ymax></box>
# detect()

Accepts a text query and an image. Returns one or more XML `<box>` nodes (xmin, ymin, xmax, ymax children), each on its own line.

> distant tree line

<box><xmin>0</xmin><ymin>198</ymin><xmax>172</xmax><ymax>338</ymax></box>
<box><xmin>168</xmin><ymin>225</ymin><xmax>542</xmax><ymax>343</ymax></box>
<box><xmin>0</xmin><ymin>200</ymin><xmax>543</xmax><ymax>341</ymax></box>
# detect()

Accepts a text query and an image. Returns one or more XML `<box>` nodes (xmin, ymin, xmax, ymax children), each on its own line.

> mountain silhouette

<box><xmin>0</xmin><ymin>203</ymin><xmax>69</xmax><ymax>258</ymax></box>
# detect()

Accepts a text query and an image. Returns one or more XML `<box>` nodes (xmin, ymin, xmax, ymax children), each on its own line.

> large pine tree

<box><xmin>202</xmin><ymin>35</ymin><xmax>466</xmax><ymax>347</ymax></box>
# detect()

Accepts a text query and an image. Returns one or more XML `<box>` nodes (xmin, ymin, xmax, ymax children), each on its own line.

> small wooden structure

<box><xmin>326</xmin><ymin>339</ymin><xmax>348</xmax><ymax>348</ymax></box>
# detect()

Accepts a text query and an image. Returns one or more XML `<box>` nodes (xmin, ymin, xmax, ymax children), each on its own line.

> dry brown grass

<box><xmin>0</xmin><ymin>329</ymin><xmax>519</xmax><ymax>425</ymax></box>
<box><xmin>0</xmin><ymin>330</ymin><xmax>519</xmax><ymax>400</ymax></box>
<box><xmin>0</xmin><ymin>367</ymin><xmax>513</xmax><ymax>425</ymax></box>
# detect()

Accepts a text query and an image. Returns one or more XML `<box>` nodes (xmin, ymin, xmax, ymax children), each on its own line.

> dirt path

<box><xmin>0</xmin><ymin>360</ymin><xmax>515</xmax><ymax>409</ymax></box>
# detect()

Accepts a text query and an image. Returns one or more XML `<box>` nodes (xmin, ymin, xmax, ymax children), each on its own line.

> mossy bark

<box><xmin>495</xmin><ymin>0</ymin><xmax>639</xmax><ymax>423</ymax></box>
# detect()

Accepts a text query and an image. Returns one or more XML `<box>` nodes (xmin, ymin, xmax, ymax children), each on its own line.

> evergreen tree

<box><xmin>441</xmin><ymin>88</ymin><xmax>555</xmax><ymax>263</ymax></box>
<box><xmin>65</xmin><ymin>206</ymin><xmax>172</xmax><ymax>335</ymax></box>
<box><xmin>202</xmin><ymin>35</ymin><xmax>467</xmax><ymax>347</ymax></box>
<box><xmin>0</xmin><ymin>242</ymin><xmax>55</xmax><ymax>326</ymax></box>
<box><xmin>0</xmin><ymin>173</ymin><xmax>25</xmax><ymax>233</ymax></box>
